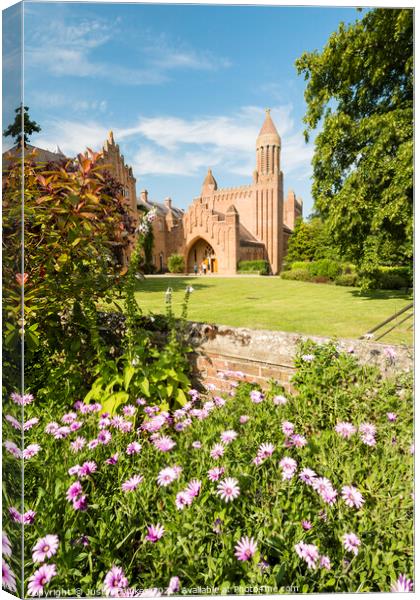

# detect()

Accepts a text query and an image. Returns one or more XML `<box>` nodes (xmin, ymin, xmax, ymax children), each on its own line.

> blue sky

<box><xmin>4</xmin><ymin>2</ymin><xmax>364</xmax><ymax>216</ymax></box>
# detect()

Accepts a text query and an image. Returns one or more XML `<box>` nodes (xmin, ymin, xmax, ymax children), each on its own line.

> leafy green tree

<box><xmin>168</xmin><ymin>254</ymin><xmax>185</xmax><ymax>273</ymax></box>
<box><xmin>286</xmin><ymin>217</ymin><xmax>337</xmax><ymax>263</ymax></box>
<box><xmin>3</xmin><ymin>104</ymin><xmax>41</xmax><ymax>145</ymax></box>
<box><xmin>296</xmin><ymin>8</ymin><xmax>413</xmax><ymax>281</ymax></box>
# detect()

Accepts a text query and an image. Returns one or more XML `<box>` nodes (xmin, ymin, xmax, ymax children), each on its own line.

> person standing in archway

<box><xmin>193</xmin><ymin>263</ymin><xmax>198</xmax><ymax>276</ymax></box>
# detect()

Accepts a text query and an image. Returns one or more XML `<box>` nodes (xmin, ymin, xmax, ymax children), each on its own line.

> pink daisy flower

<box><xmin>23</xmin><ymin>444</ymin><xmax>41</xmax><ymax>459</ymax></box>
<box><xmin>360</xmin><ymin>433</ymin><xmax>376</xmax><ymax>446</ymax></box>
<box><xmin>54</xmin><ymin>426</ymin><xmax>71</xmax><ymax>439</ymax></box>
<box><xmin>45</xmin><ymin>422</ymin><xmax>59</xmax><ymax>434</ymax></box>
<box><xmin>175</xmin><ymin>491</ymin><xmax>193</xmax><ymax>510</ymax></box>
<box><xmin>98</xmin><ymin>430</ymin><xmax>112</xmax><ymax>445</ymax></box>
<box><xmin>214</xmin><ymin>396</ymin><xmax>226</xmax><ymax>407</ymax></box>
<box><xmin>4</xmin><ymin>441</ymin><xmax>21</xmax><ymax>458</ymax></box>
<box><xmin>61</xmin><ymin>412</ymin><xmax>77</xmax><ymax>424</ymax></box>
<box><xmin>342</xmin><ymin>532</ymin><xmax>361</xmax><ymax>555</ymax></box>
<box><xmin>167</xmin><ymin>576</ymin><xmax>180</xmax><ymax>595</ymax></box>
<box><xmin>294</xmin><ymin>542</ymin><xmax>319</xmax><ymax>569</ymax></box>
<box><xmin>157</xmin><ymin>467</ymin><xmax>178</xmax><ymax>487</ymax></box>
<box><xmin>27</xmin><ymin>563</ymin><xmax>57</xmax><ymax>596</ymax></box>
<box><xmin>387</xmin><ymin>412</ymin><xmax>397</xmax><ymax>422</ymax></box>
<box><xmin>250</xmin><ymin>390</ymin><xmax>264</xmax><ymax>403</ymax></box>
<box><xmin>153</xmin><ymin>436</ymin><xmax>176</xmax><ymax>452</ymax></box>
<box><xmin>208</xmin><ymin>466</ymin><xmax>225</xmax><ymax>481</ymax></box>
<box><xmin>122</xmin><ymin>475</ymin><xmax>143</xmax><ymax>492</ymax></box>
<box><xmin>282</xmin><ymin>421</ymin><xmax>294</xmax><ymax>437</ymax></box>
<box><xmin>11</xmin><ymin>392</ymin><xmax>34</xmax><ymax>406</ymax></box>
<box><xmin>2</xmin><ymin>559</ymin><xmax>17</xmax><ymax>592</ymax></box>
<box><xmin>88</xmin><ymin>439</ymin><xmax>99</xmax><ymax>450</ymax></box>
<box><xmin>123</xmin><ymin>405</ymin><xmax>136</xmax><ymax>417</ymax></box>
<box><xmin>192</xmin><ymin>441</ymin><xmax>202</xmax><ymax>449</ymax></box>
<box><xmin>335</xmin><ymin>422</ymin><xmax>357</xmax><ymax>439</ymax></box>
<box><xmin>299</xmin><ymin>468</ymin><xmax>317</xmax><ymax>485</ymax></box>
<box><xmin>145</xmin><ymin>524</ymin><xmax>165</xmax><ymax>543</ymax></box>
<box><xmin>341</xmin><ymin>485</ymin><xmax>365</xmax><ymax>509</ymax></box>
<box><xmin>390</xmin><ymin>574</ymin><xmax>413</xmax><ymax>592</ymax></box>
<box><xmin>359</xmin><ymin>423</ymin><xmax>376</xmax><ymax>437</ymax></box>
<box><xmin>126</xmin><ymin>441</ymin><xmax>142</xmax><ymax>455</ymax></box>
<box><xmin>5</xmin><ymin>415</ymin><xmax>21</xmax><ymax>430</ymax></box>
<box><xmin>68</xmin><ymin>465</ymin><xmax>82</xmax><ymax>476</ymax></box>
<box><xmin>79</xmin><ymin>461</ymin><xmax>97</xmax><ymax>477</ymax></box>
<box><xmin>301</xmin><ymin>520</ymin><xmax>312</xmax><ymax>530</ymax></box>
<box><xmin>320</xmin><ymin>555</ymin><xmax>331</xmax><ymax>570</ymax></box>
<box><xmin>187</xmin><ymin>479</ymin><xmax>202</xmax><ymax>497</ymax></box>
<box><xmin>216</xmin><ymin>478</ymin><xmax>240</xmax><ymax>502</ymax></box>
<box><xmin>239</xmin><ymin>415</ymin><xmax>250</xmax><ymax>424</ymax></box>
<box><xmin>103</xmin><ymin>565</ymin><xmax>129</xmax><ymax>597</ymax></box>
<box><xmin>66</xmin><ymin>481</ymin><xmax>83</xmax><ymax>502</ymax></box>
<box><xmin>234</xmin><ymin>536</ymin><xmax>257</xmax><ymax>561</ymax></box>
<box><xmin>23</xmin><ymin>510</ymin><xmax>36</xmax><ymax>525</ymax></box>
<box><xmin>32</xmin><ymin>534</ymin><xmax>59</xmax><ymax>563</ymax></box>
<box><xmin>273</xmin><ymin>395</ymin><xmax>287</xmax><ymax>405</ymax></box>
<box><xmin>210</xmin><ymin>443</ymin><xmax>225</xmax><ymax>459</ymax></box>
<box><xmin>72</xmin><ymin>495</ymin><xmax>88</xmax><ymax>511</ymax></box>
<box><xmin>279</xmin><ymin>457</ymin><xmax>297</xmax><ymax>480</ymax></box>
<box><xmin>2</xmin><ymin>533</ymin><xmax>12</xmax><ymax>557</ymax></box>
<box><xmin>70</xmin><ymin>437</ymin><xmax>86</xmax><ymax>452</ymax></box>
<box><xmin>291</xmin><ymin>434</ymin><xmax>307</xmax><ymax>448</ymax></box>
<box><xmin>257</xmin><ymin>443</ymin><xmax>275</xmax><ymax>458</ymax></box>
<box><xmin>106</xmin><ymin>453</ymin><xmax>119</xmax><ymax>465</ymax></box>
<box><xmin>220</xmin><ymin>430</ymin><xmax>238</xmax><ymax>444</ymax></box>
<box><xmin>70</xmin><ymin>421</ymin><xmax>83</xmax><ymax>432</ymax></box>
<box><xmin>24</xmin><ymin>417</ymin><xmax>39</xmax><ymax>431</ymax></box>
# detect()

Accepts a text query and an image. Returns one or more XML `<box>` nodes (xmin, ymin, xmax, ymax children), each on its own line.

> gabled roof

<box><xmin>256</xmin><ymin>109</ymin><xmax>281</xmax><ymax>145</ymax></box>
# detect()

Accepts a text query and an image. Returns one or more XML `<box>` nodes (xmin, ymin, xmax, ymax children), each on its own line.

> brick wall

<box><xmin>187</xmin><ymin>322</ymin><xmax>412</xmax><ymax>392</ymax></box>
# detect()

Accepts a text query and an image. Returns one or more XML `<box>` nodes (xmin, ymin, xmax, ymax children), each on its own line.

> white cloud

<box><xmin>30</xmin><ymin>105</ymin><xmax>313</xmax><ymax>182</ymax></box>
<box><xmin>25</xmin><ymin>16</ymin><xmax>230</xmax><ymax>86</ymax></box>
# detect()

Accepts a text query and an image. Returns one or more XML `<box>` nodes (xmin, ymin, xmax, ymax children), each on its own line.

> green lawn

<box><xmin>134</xmin><ymin>276</ymin><xmax>413</xmax><ymax>346</ymax></box>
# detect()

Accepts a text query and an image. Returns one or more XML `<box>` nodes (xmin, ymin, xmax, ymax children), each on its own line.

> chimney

<box><xmin>164</xmin><ymin>197</ymin><xmax>172</xmax><ymax>209</ymax></box>
<box><xmin>140</xmin><ymin>190</ymin><xmax>148</xmax><ymax>203</ymax></box>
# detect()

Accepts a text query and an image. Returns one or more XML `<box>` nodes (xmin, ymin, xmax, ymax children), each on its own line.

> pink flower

<box><xmin>24</xmin><ymin>417</ymin><xmax>39</xmax><ymax>430</ymax></box>
<box><xmin>61</xmin><ymin>412</ymin><xmax>77</xmax><ymax>424</ymax></box>
<box><xmin>79</xmin><ymin>461</ymin><xmax>97</xmax><ymax>477</ymax></box>
<box><xmin>291</xmin><ymin>434</ymin><xmax>307</xmax><ymax>448</ymax></box>
<box><xmin>45</xmin><ymin>422</ymin><xmax>59</xmax><ymax>434</ymax></box>
<box><xmin>359</xmin><ymin>423</ymin><xmax>376</xmax><ymax>437</ymax></box>
<box><xmin>2</xmin><ymin>533</ymin><xmax>12</xmax><ymax>557</ymax></box>
<box><xmin>32</xmin><ymin>534</ymin><xmax>59</xmax><ymax>563</ymax></box>
<box><xmin>390</xmin><ymin>574</ymin><xmax>413</xmax><ymax>592</ymax></box>
<box><xmin>153</xmin><ymin>436</ymin><xmax>176</xmax><ymax>452</ymax></box>
<box><xmin>341</xmin><ymin>485</ymin><xmax>365</xmax><ymax>509</ymax></box>
<box><xmin>2</xmin><ymin>559</ymin><xmax>17</xmax><ymax>592</ymax></box>
<box><xmin>187</xmin><ymin>479</ymin><xmax>202</xmax><ymax>497</ymax></box>
<box><xmin>279</xmin><ymin>457</ymin><xmax>297</xmax><ymax>480</ymax></box>
<box><xmin>4</xmin><ymin>441</ymin><xmax>21</xmax><ymax>458</ymax></box>
<box><xmin>207</xmin><ymin>466</ymin><xmax>225</xmax><ymax>481</ymax></box>
<box><xmin>250</xmin><ymin>390</ymin><xmax>264</xmax><ymax>403</ymax></box>
<box><xmin>342</xmin><ymin>532</ymin><xmax>361</xmax><ymax>555</ymax></box>
<box><xmin>387</xmin><ymin>412</ymin><xmax>397</xmax><ymax>422</ymax></box>
<box><xmin>220</xmin><ymin>430</ymin><xmax>238</xmax><ymax>444</ymax></box>
<box><xmin>126</xmin><ymin>441</ymin><xmax>142</xmax><ymax>455</ymax></box>
<box><xmin>123</xmin><ymin>405</ymin><xmax>136</xmax><ymax>417</ymax></box>
<box><xmin>299</xmin><ymin>468</ymin><xmax>317</xmax><ymax>485</ymax></box>
<box><xmin>234</xmin><ymin>536</ymin><xmax>257</xmax><ymax>561</ymax></box>
<box><xmin>88</xmin><ymin>439</ymin><xmax>99</xmax><ymax>450</ymax></box>
<box><xmin>167</xmin><ymin>576</ymin><xmax>180</xmax><ymax>595</ymax></box>
<box><xmin>320</xmin><ymin>555</ymin><xmax>331</xmax><ymax>570</ymax></box>
<box><xmin>175</xmin><ymin>491</ymin><xmax>193</xmax><ymax>510</ymax></box>
<box><xmin>23</xmin><ymin>444</ymin><xmax>41</xmax><ymax>459</ymax></box>
<box><xmin>54</xmin><ymin>426</ymin><xmax>71</xmax><ymax>439</ymax></box>
<box><xmin>145</xmin><ymin>524</ymin><xmax>165</xmax><ymax>543</ymax></box>
<box><xmin>5</xmin><ymin>415</ymin><xmax>20</xmax><ymax>430</ymax></box>
<box><xmin>210</xmin><ymin>443</ymin><xmax>225</xmax><ymax>459</ymax></box>
<box><xmin>384</xmin><ymin>347</ymin><xmax>397</xmax><ymax>361</ymax></box>
<box><xmin>66</xmin><ymin>481</ymin><xmax>83</xmax><ymax>502</ymax></box>
<box><xmin>282</xmin><ymin>421</ymin><xmax>294</xmax><ymax>437</ymax></box>
<box><xmin>122</xmin><ymin>475</ymin><xmax>143</xmax><ymax>492</ymax></box>
<box><xmin>98</xmin><ymin>430</ymin><xmax>112</xmax><ymax>445</ymax></box>
<box><xmin>294</xmin><ymin>542</ymin><xmax>319</xmax><ymax>569</ymax></box>
<box><xmin>335</xmin><ymin>422</ymin><xmax>357</xmax><ymax>439</ymax></box>
<box><xmin>257</xmin><ymin>442</ymin><xmax>275</xmax><ymax>458</ymax></box>
<box><xmin>214</xmin><ymin>396</ymin><xmax>226</xmax><ymax>407</ymax></box>
<box><xmin>360</xmin><ymin>433</ymin><xmax>376</xmax><ymax>446</ymax></box>
<box><xmin>192</xmin><ymin>441</ymin><xmax>202</xmax><ymax>449</ymax></box>
<box><xmin>103</xmin><ymin>565</ymin><xmax>129</xmax><ymax>597</ymax></box>
<box><xmin>27</xmin><ymin>563</ymin><xmax>57</xmax><ymax>596</ymax></box>
<box><xmin>313</xmin><ymin>477</ymin><xmax>338</xmax><ymax>505</ymax></box>
<box><xmin>301</xmin><ymin>520</ymin><xmax>312</xmax><ymax>530</ymax></box>
<box><xmin>70</xmin><ymin>437</ymin><xmax>86</xmax><ymax>452</ymax></box>
<box><xmin>106</xmin><ymin>453</ymin><xmax>119</xmax><ymax>465</ymax></box>
<box><xmin>239</xmin><ymin>415</ymin><xmax>250</xmax><ymax>424</ymax></box>
<box><xmin>157</xmin><ymin>467</ymin><xmax>179</xmax><ymax>487</ymax></box>
<box><xmin>72</xmin><ymin>495</ymin><xmax>88</xmax><ymax>511</ymax></box>
<box><xmin>68</xmin><ymin>465</ymin><xmax>82</xmax><ymax>476</ymax></box>
<box><xmin>23</xmin><ymin>510</ymin><xmax>36</xmax><ymax>525</ymax></box>
<box><xmin>273</xmin><ymin>395</ymin><xmax>287</xmax><ymax>405</ymax></box>
<box><xmin>216</xmin><ymin>478</ymin><xmax>240</xmax><ymax>503</ymax></box>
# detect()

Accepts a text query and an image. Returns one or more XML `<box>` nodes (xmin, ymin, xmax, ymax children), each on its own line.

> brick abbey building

<box><xmin>4</xmin><ymin>109</ymin><xmax>302</xmax><ymax>274</ymax></box>
<box><xmin>136</xmin><ymin>109</ymin><xmax>303</xmax><ymax>275</ymax></box>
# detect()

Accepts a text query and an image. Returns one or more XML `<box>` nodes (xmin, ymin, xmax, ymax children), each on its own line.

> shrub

<box><xmin>308</xmin><ymin>259</ymin><xmax>342</xmax><ymax>280</ymax></box>
<box><xmin>290</xmin><ymin>261</ymin><xmax>311</xmax><ymax>271</ymax></box>
<box><xmin>281</xmin><ymin>268</ymin><xmax>312</xmax><ymax>281</ymax></box>
<box><xmin>168</xmin><ymin>254</ymin><xmax>185</xmax><ymax>273</ymax></box>
<box><xmin>335</xmin><ymin>273</ymin><xmax>358</xmax><ymax>287</ymax></box>
<box><xmin>237</xmin><ymin>260</ymin><xmax>269</xmax><ymax>274</ymax></box>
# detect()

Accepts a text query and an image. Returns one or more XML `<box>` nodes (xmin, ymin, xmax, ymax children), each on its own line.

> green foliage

<box><xmin>281</xmin><ymin>268</ymin><xmax>312</xmax><ymax>282</ymax></box>
<box><xmin>335</xmin><ymin>273</ymin><xmax>358</xmax><ymax>287</ymax></box>
<box><xmin>3</xmin><ymin>104</ymin><xmax>41</xmax><ymax>145</ymax></box>
<box><xmin>6</xmin><ymin>342</ymin><xmax>413</xmax><ymax>594</ymax></box>
<box><xmin>168</xmin><ymin>254</ymin><xmax>185</xmax><ymax>273</ymax></box>
<box><xmin>286</xmin><ymin>218</ymin><xmax>337</xmax><ymax>264</ymax></box>
<box><xmin>237</xmin><ymin>260</ymin><xmax>270</xmax><ymax>274</ymax></box>
<box><xmin>366</xmin><ymin>266</ymin><xmax>412</xmax><ymax>291</ymax></box>
<box><xmin>308</xmin><ymin>259</ymin><xmax>342</xmax><ymax>280</ymax></box>
<box><xmin>296</xmin><ymin>9</ymin><xmax>413</xmax><ymax>278</ymax></box>
<box><xmin>282</xmin><ymin>259</ymin><xmax>343</xmax><ymax>284</ymax></box>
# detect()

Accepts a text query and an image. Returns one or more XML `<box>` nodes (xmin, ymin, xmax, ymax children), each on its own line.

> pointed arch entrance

<box><xmin>187</xmin><ymin>238</ymin><xmax>218</xmax><ymax>273</ymax></box>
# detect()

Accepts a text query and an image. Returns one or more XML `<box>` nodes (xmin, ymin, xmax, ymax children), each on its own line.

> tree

<box><xmin>286</xmin><ymin>217</ymin><xmax>338</xmax><ymax>263</ymax></box>
<box><xmin>3</xmin><ymin>104</ymin><xmax>41</xmax><ymax>145</ymax></box>
<box><xmin>296</xmin><ymin>9</ymin><xmax>413</xmax><ymax>281</ymax></box>
<box><xmin>168</xmin><ymin>254</ymin><xmax>185</xmax><ymax>273</ymax></box>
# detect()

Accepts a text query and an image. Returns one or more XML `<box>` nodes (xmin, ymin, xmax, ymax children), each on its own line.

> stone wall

<box><xmin>187</xmin><ymin>322</ymin><xmax>413</xmax><ymax>392</ymax></box>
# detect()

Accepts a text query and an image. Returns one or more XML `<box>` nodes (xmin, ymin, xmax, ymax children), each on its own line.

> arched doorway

<box><xmin>187</xmin><ymin>239</ymin><xmax>218</xmax><ymax>274</ymax></box>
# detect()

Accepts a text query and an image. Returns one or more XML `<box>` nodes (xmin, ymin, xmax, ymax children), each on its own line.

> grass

<box><xmin>132</xmin><ymin>276</ymin><xmax>413</xmax><ymax>346</ymax></box>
